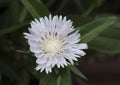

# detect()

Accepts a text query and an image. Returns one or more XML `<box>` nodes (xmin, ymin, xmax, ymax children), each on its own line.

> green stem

<box><xmin>16</xmin><ymin>50</ymin><xmax>30</xmax><ymax>54</ymax></box>
<box><xmin>57</xmin><ymin>76</ymin><xmax>61</xmax><ymax>85</ymax></box>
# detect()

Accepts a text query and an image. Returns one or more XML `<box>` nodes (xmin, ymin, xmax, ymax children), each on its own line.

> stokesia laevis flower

<box><xmin>24</xmin><ymin>15</ymin><xmax>88</xmax><ymax>74</ymax></box>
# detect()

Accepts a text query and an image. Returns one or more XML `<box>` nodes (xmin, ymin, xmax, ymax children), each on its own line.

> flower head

<box><xmin>24</xmin><ymin>15</ymin><xmax>88</xmax><ymax>74</ymax></box>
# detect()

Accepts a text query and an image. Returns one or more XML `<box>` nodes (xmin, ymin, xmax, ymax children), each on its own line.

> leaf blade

<box><xmin>69</xmin><ymin>65</ymin><xmax>87</xmax><ymax>80</ymax></box>
<box><xmin>0</xmin><ymin>22</ymin><xmax>28</xmax><ymax>37</ymax></box>
<box><xmin>79</xmin><ymin>17</ymin><xmax>117</xmax><ymax>43</ymax></box>
<box><xmin>21</xmin><ymin>0</ymin><xmax>50</xmax><ymax>18</ymax></box>
<box><xmin>39</xmin><ymin>68</ymin><xmax>71</xmax><ymax>85</ymax></box>
<box><xmin>89</xmin><ymin>36</ymin><xmax>120</xmax><ymax>53</ymax></box>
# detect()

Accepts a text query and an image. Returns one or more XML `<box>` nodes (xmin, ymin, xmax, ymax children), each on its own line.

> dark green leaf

<box><xmin>88</xmin><ymin>15</ymin><xmax>120</xmax><ymax>53</ymax></box>
<box><xmin>0</xmin><ymin>22</ymin><xmax>28</xmax><ymax>37</ymax></box>
<box><xmin>58</xmin><ymin>68</ymin><xmax>72</xmax><ymax>85</ymax></box>
<box><xmin>100</xmin><ymin>27</ymin><xmax>120</xmax><ymax>39</ymax></box>
<box><xmin>19</xmin><ymin>7</ymin><xmax>28</xmax><ymax>22</ymax></box>
<box><xmin>89</xmin><ymin>36</ymin><xmax>120</xmax><ymax>54</ymax></box>
<box><xmin>96</xmin><ymin>14</ymin><xmax>120</xmax><ymax>28</ymax></box>
<box><xmin>79</xmin><ymin>17</ymin><xmax>117</xmax><ymax>43</ymax></box>
<box><xmin>82</xmin><ymin>0</ymin><xmax>103</xmax><ymax>16</ymax></box>
<box><xmin>21</xmin><ymin>0</ymin><xmax>50</xmax><ymax>18</ymax></box>
<box><xmin>39</xmin><ymin>72</ymin><xmax>57</xmax><ymax>85</ymax></box>
<box><xmin>39</xmin><ymin>68</ymin><xmax>71</xmax><ymax>85</ymax></box>
<box><xmin>69</xmin><ymin>65</ymin><xmax>87</xmax><ymax>80</ymax></box>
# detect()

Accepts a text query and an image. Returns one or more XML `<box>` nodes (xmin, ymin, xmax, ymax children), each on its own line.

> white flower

<box><xmin>24</xmin><ymin>15</ymin><xmax>88</xmax><ymax>74</ymax></box>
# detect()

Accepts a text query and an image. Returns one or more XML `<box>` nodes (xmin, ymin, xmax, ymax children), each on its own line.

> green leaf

<box><xmin>39</xmin><ymin>72</ymin><xmax>58</xmax><ymax>85</ymax></box>
<box><xmin>0</xmin><ymin>22</ymin><xmax>28</xmax><ymax>37</ymax></box>
<box><xmin>21</xmin><ymin>0</ymin><xmax>50</xmax><ymax>18</ymax></box>
<box><xmin>69</xmin><ymin>65</ymin><xmax>87</xmax><ymax>80</ymax></box>
<box><xmin>89</xmin><ymin>36</ymin><xmax>120</xmax><ymax>54</ymax></box>
<box><xmin>79</xmin><ymin>17</ymin><xmax>117</xmax><ymax>43</ymax></box>
<box><xmin>39</xmin><ymin>68</ymin><xmax>71</xmax><ymax>85</ymax></box>
<box><xmin>96</xmin><ymin>14</ymin><xmax>120</xmax><ymax>28</ymax></box>
<box><xmin>19</xmin><ymin>7</ymin><xmax>28</xmax><ymax>22</ymax></box>
<box><xmin>87</xmin><ymin>15</ymin><xmax>120</xmax><ymax>53</ymax></box>
<box><xmin>82</xmin><ymin>0</ymin><xmax>102</xmax><ymax>16</ymax></box>
<box><xmin>100</xmin><ymin>27</ymin><xmax>120</xmax><ymax>39</ymax></box>
<box><xmin>57</xmin><ymin>68</ymin><xmax>72</xmax><ymax>85</ymax></box>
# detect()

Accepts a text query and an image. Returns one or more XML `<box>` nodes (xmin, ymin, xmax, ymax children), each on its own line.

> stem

<box><xmin>57</xmin><ymin>76</ymin><xmax>61</xmax><ymax>85</ymax></box>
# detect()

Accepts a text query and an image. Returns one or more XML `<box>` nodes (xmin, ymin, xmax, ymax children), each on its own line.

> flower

<box><xmin>24</xmin><ymin>15</ymin><xmax>88</xmax><ymax>74</ymax></box>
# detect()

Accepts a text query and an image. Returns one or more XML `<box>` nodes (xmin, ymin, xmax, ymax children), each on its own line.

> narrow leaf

<box><xmin>39</xmin><ymin>68</ymin><xmax>71</xmax><ymax>85</ymax></box>
<box><xmin>89</xmin><ymin>15</ymin><xmax>120</xmax><ymax>53</ymax></box>
<box><xmin>21</xmin><ymin>0</ymin><xmax>50</xmax><ymax>18</ymax></box>
<box><xmin>57</xmin><ymin>68</ymin><xmax>72</xmax><ymax>85</ymax></box>
<box><xmin>78</xmin><ymin>17</ymin><xmax>117</xmax><ymax>43</ymax></box>
<box><xmin>89</xmin><ymin>36</ymin><xmax>120</xmax><ymax>53</ymax></box>
<box><xmin>69</xmin><ymin>65</ymin><xmax>87</xmax><ymax>80</ymax></box>
<box><xmin>100</xmin><ymin>27</ymin><xmax>120</xmax><ymax>39</ymax></box>
<box><xmin>39</xmin><ymin>72</ymin><xmax>57</xmax><ymax>85</ymax></box>
<box><xmin>0</xmin><ymin>22</ymin><xmax>28</xmax><ymax>37</ymax></box>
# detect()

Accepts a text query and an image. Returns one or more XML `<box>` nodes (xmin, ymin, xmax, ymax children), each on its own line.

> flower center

<box><xmin>43</xmin><ymin>37</ymin><xmax>63</xmax><ymax>55</ymax></box>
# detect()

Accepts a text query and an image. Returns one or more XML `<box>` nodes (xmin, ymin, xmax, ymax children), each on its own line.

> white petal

<box><xmin>36</xmin><ymin>57</ymin><xmax>48</xmax><ymax>64</ymax></box>
<box><xmin>40</xmin><ymin>66</ymin><xmax>45</xmax><ymax>72</ymax></box>
<box><xmin>78</xmin><ymin>50</ymin><xmax>86</xmax><ymax>56</ymax></box>
<box><xmin>78</xmin><ymin>44</ymin><xmax>88</xmax><ymax>49</ymax></box>
<box><xmin>28</xmin><ymin>40</ymin><xmax>38</xmax><ymax>47</ymax></box>
<box><xmin>45</xmin><ymin>66</ymin><xmax>52</xmax><ymax>74</ymax></box>
<box><xmin>46</xmin><ymin>57</ymin><xmax>54</xmax><ymax>67</ymax></box>
<box><xmin>30</xmin><ymin>46</ymin><xmax>41</xmax><ymax>53</ymax></box>
<box><xmin>35</xmin><ymin>64</ymin><xmax>45</xmax><ymax>71</ymax></box>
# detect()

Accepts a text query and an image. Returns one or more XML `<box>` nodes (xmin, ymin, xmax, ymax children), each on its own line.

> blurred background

<box><xmin>0</xmin><ymin>0</ymin><xmax>120</xmax><ymax>85</ymax></box>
